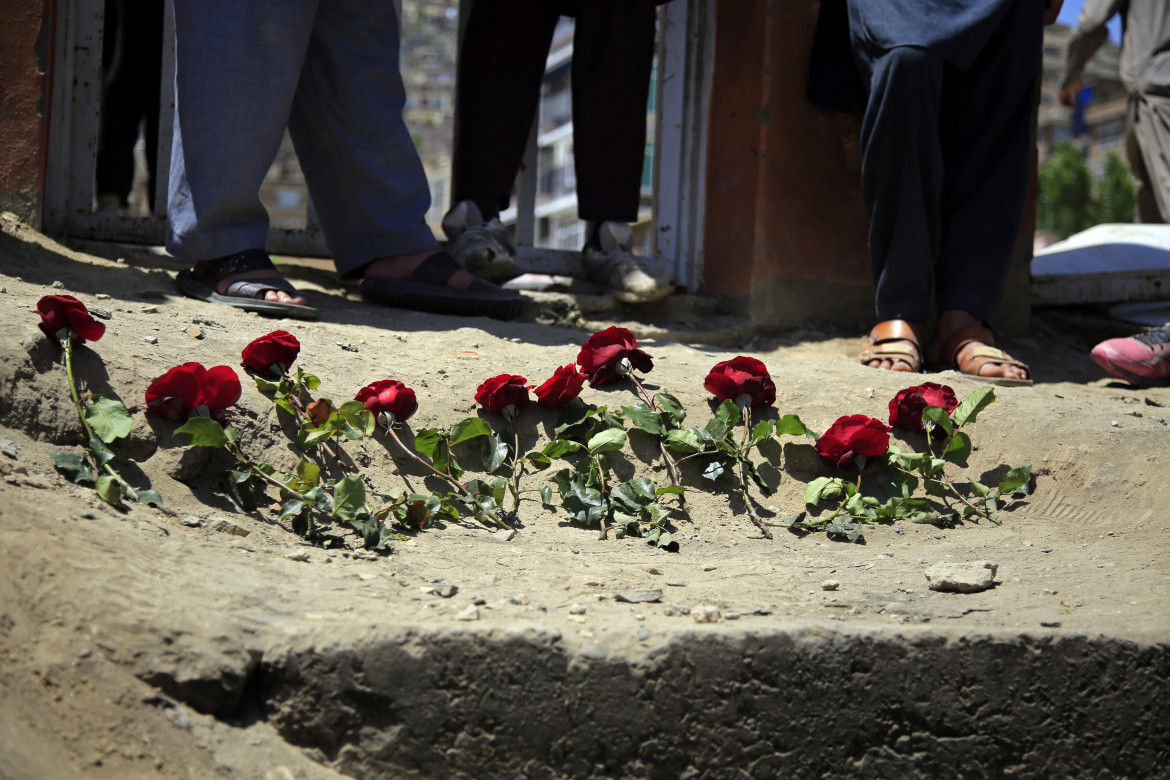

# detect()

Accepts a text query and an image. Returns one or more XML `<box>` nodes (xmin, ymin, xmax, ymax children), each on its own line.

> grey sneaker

<box><xmin>441</xmin><ymin>200</ymin><xmax>520</xmax><ymax>284</ymax></box>
<box><xmin>582</xmin><ymin>221</ymin><xmax>671</xmax><ymax>303</ymax></box>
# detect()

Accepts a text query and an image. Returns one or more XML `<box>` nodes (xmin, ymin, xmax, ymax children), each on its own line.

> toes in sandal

<box><xmin>176</xmin><ymin>249</ymin><xmax>318</xmax><ymax>320</ymax></box>
<box><xmin>933</xmin><ymin>325</ymin><xmax>1032</xmax><ymax>386</ymax></box>
<box><xmin>859</xmin><ymin>320</ymin><xmax>923</xmax><ymax>372</ymax></box>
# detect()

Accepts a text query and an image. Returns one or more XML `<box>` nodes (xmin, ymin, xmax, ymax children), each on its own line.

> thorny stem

<box><xmin>736</xmin><ymin>405</ymin><xmax>771</xmax><ymax>538</ymax></box>
<box><xmin>381</xmin><ymin>426</ymin><xmax>510</xmax><ymax>530</ymax></box>
<box><xmin>923</xmin><ymin>433</ymin><xmax>999</xmax><ymax>524</ymax></box>
<box><xmin>591</xmin><ymin>452</ymin><xmax>610</xmax><ymax>540</ymax></box>
<box><xmin>224</xmin><ymin>439</ymin><xmax>311</xmax><ymax>503</ymax></box>
<box><xmin>508</xmin><ymin>424</ymin><xmax>522</xmax><ymax>515</ymax></box>
<box><xmin>285</xmin><ymin>384</ymin><xmax>355</xmax><ymax>474</ymax></box>
<box><xmin>62</xmin><ymin>337</ymin><xmax>138</xmax><ymax>500</ymax></box>
<box><xmin>627</xmin><ymin>372</ymin><xmax>685</xmax><ymax>502</ymax></box>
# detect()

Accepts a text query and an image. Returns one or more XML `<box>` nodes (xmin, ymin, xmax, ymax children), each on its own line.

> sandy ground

<box><xmin>1</xmin><ymin>213</ymin><xmax>1168</xmax><ymax>778</ymax></box>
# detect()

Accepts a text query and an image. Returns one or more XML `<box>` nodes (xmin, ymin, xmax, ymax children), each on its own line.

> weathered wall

<box><xmin>703</xmin><ymin>1</ymin><xmax>1035</xmax><ymax>334</ymax></box>
<box><xmin>0</xmin><ymin>0</ymin><xmax>52</xmax><ymax>227</ymax></box>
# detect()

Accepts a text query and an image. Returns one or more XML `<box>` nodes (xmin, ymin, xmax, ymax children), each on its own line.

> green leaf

<box><xmin>644</xmin><ymin>502</ymin><xmax>672</xmax><ymax>525</ymax></box>
<box><xmin>220</xmin><ymin>469</ymin><xmax>266</xmax><ymax>512</ymax></box>
<box><xmin>610</xmin><ymin>478</ymin><xmax>658</xmax><ymax>512</ymax></box>
<box><xmin>338</xmin><ymin>401</ymin><xmax>376</xmax><ymax>437</ymax></box>
<box><xmin>345</xmin><ymin>515</ymin><xmax>394</xmax><ymax>551</ymax></box>
<box><xmin>296</xmin><ymin>428</ymin><xmax>335</xmax><ymax>450</ymax></box>
<box><xmin>701</xmin><ymin>458</ymin><xmax>727</xmax><ymax>481</ymax></box>
<box><xmin>921</xmin><ymin>406</ymin><xmax>954</xmax><ymax>437</ymax></box>
<box><xmin>587</xmin><ymin>428</ymin><xmax>627</xmax><ymax>455</ymax></box>
<box><xmin>715</xmin><ymin>399</ymin><xmax>741</xmax><ymax>428</ymax></box>
<box><xmin>331</xmin><ymin>475</ymin><xmax>366</xmax><ymax>522</ymax></box>
<box><xmin>622</xmin><ymin>404</ymin><xmax>666</xmax><ymax>435</ymax></box>
<box><xmin>805</xmin><ymin>476</ymin><xmax>848</xmax><ymax>506</ymax></box>
<box><xmin>743</xmin><ymin>458</ymin><xmax>771</xmax><ymax>495</ymax></box>
<box><xmin>655</xmin><ymin>485</ymin><xmax>685</xmax><ymax>496</ymax></box>
<box><xmin>997</xmin><ymin>465</ymin><xmax>1033</xmax><ymax>496</ymax></box>
<box><xmin>654</xmin><ymin>392</ymin><xmax>686</xmax><ymax>425</ymax></box>
<box><xmin>431</xmin><ymin>440</ymin><xmax>462</xmax><ymax>480</ymax></box>
<box><xmin>296</xmin><ymin>460</ymin><xmax>321</xmax><ymax>486</ymax></box>
<box><xmin>95</xmin><ymin>475</ymin><xmax>127</xmax><ymax>509</ymax></box>
<box><xmin>300</xmin><ymin>371</ymin><xmax>321</xmax><ymax>391</ymax></box>
<box><xmin>923</xmin><ymin>478</ymin><xmax>948</xmax><ymax>497</ymax></box>
<box><xmin>542</xmin><ymin>439</ymin><xmax>582</xmax><ymax>458</ymax></box>
<box><xmin>413</xmin><ymin>428</ymin><xmax>443</xmax><ymax>459</ymax></box>
<box><xmin>481</xmin><ymin>436</ymin><xmax>510</xmax><ymax>473</ymax></box>
<box><xmin>943</xmin><ymin>431</ymin><xmax>972</xmax><ymax>467</ymax></box>
<box><xmin>748</xmin><ymin>420</ymin><xmax>773</xmax><ymax>446</ymax></box>
<box><xmin>450</xmin><ymin>417</ymin><xmax>491</xmax><ymax>446</ymax></box>
<box><xmin>89</xmin><ymin>436</ymin><xmax>117</xmax><ymax>467</ymax></box>
<box><xmin>253</xmin><ymin>374</ymin><xmax>282</xmax><ymax>394</ymax></box>
<box><xmin>525</xmin><ymin>452</ymin><xmax>552</xmax><ymax>471</ymax></box>
<box><xmin>280</xmin><ymin>499</ymin><xmax>308</xmax><ymax>522</ymax></box>
<box><xmin>539</xmin><ymin>485</ymin><xmax>554</xmax><ymax>505</ymax></box>
<box><xmin>779</xmin><ymin>511</ymin><xmax>808</xmax><ymax>528</ymax></box>
<box><xmin>665</xmin><ymin>428</ymin><xmax>704</xmax><ymax>455</ymax></box>
<box><xmin>650</xmin><ymin>530</ymin><xmax>679</xmax><ymax>552</ymax></box>
<box><xmin>52</xmin><ymin>451</ymin><xmax>95</xmax><ymax>485</ymax></box>
<box><xmin>275</xmin><ymin>398</ymin><xmax>297</xmax><ymax>417</ymax></box>
<box><xmin>703</xmin><ymin>416</ymin><xmax>731</xmax><ymax>444</ymax></box>
<box><xmin>953</xmin><ymin>386</ymin><xmax>996</xmax><ymax>428</ymax></box>
<box><xmin>775</xmin><ymin>414</ymin><xmax>810</xmax><ymax>437</ymax></box>
<box><xmin>175</xmin><ymin>417</ymin><xmax>229</xmax><ymax>448</ymax></box>
<box><xmin>970</xmin><ymin>480</ymin><xmax>991</xmax><ymax>497</ymax></box>
<box><xmin>825</xmin><ymin>516</ymin><xmax>864</xmax><ymax>542</ymax></box>
<box><xmin>85</xmin><ymin>395</ymin><xmax>134</xmax><ymax>444</ymax></box>
<box><xmin>136</xmin><ymin>489</ymin><xmax>164</xmax><ymax>506</ymax></box>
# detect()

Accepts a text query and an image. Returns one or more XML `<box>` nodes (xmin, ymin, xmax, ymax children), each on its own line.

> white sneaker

<box><xmin>582</xmin><ymin>221</ymin><xmax>671</xmax><ymax>303</ymax></box>
<box><xmin>441</xmin><ymin>200</ymin><xmax>520</xmax><ymax>284</ymax></box>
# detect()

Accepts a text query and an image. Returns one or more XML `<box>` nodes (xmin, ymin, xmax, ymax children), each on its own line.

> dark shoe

<box><xmin>581</xmin><ymin>221</ymin><xmax>671</xmax><ymax>303</ymax></box>
<box><xmin>441</xmin><ymin>200</ymin><xmax>521</xmax><ymax>283</ymax></box>
<box><xmin>360</xmin><ymin>251</ymin><xmax>527</xmax><ymax>320</ymax></box>
<box><xmin>176</xmin><ymin>249</ymin><xmax>317</xmax><ymax>319</ymax></box>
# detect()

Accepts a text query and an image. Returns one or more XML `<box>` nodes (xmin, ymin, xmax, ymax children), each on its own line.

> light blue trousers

<box><xmin>166</xmin><ymin>0</ymin><xmax>438</xmax><ymax>277</ymax></box>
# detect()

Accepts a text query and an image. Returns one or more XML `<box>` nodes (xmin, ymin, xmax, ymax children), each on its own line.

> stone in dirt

<box><xmin>693</xmin><ymin>605</ymin><xmax>721</xmax><ymax>623</ymax></box>
<box><xmin>614</xmin><ymin>588</ymin><xmax>663</xmax><ymax>604</ymax></box>
<box><xmin>925</xmin><ymin>561</ymin><xmax>998</xmax><ymax>593</ymax></box>
<box><xmin>821</xmin><ymin>579</ymin><xmax>840</xmax><ymax>591</ymax></box>
<box><xmin>211</xmin><ymin>519</ymin><xmax>250</xmax><ymax>538</ymax></box>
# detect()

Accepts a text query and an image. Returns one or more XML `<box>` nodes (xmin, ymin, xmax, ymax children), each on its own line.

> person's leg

<box><xmin>928</xmin><ymin>0</ymin><xmax>1043</xmax><ymax>381</ymax></box>
<box><xmin>168</xmin><ymin>0</ymin><xmax>316</xmax><ymax>306</ymax></box>
<box><xmin>450</xmin><ymin>0</ymin><xmax>561</xmax><ymax>217</ymax></box>
<box><xmin>1125</xmin><ymin>99</ymin><xmax>1162</xmax><ymax>223</ymax></box>
<box><xmin>852</xmin><ymin>44</ymin><xmax>945</xmax><ymax>369</ymax></box>
<box><xmin>1129</xmin><ymin>93</ymin><xmax>1170</xmax><ymax>224</ymax></box>
<box><xmin>95</xmin><ymin>0</ymin><xmax>143</xmax><ymax>209</ymax></box>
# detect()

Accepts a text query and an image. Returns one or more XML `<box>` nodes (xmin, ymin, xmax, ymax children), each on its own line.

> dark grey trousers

<box><xmin>851</xmin><ymin>1</ymin><xmax>1042</xmax><ymax>324</ymax></box>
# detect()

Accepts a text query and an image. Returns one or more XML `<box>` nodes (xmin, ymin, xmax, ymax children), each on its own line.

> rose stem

<box><xmin>62</xmin><ymin>337</ymin><xmax>139</xmax><ymax>499</ymax></box>
<box><xmin>224</xmin><ymin>440</ymin><xmax>311</xmax><ymax>503</ymax></box>
<box><xmin>382</xmin><ymin>426</ymin><xmax>510</xmax><ymax>530</ymax></box>
<box><xmin>285</xmin><ymin>390</ymin><xmax>354</xmax><ymax>473</ymax></box>
<box><xmin>924</xmin><ymin>433</ymin><xmax>997</xmax><ymax>524</ymax></box>
<box><xmin>734</xmin><ymin>405</ymin><xmax>771</xmax><ymax>538</ymax></box>
<box><xmin>627</xmin><ymin>373</ymin><xmax>685</xmax><ymax>501</ymax></box>
<box><xmin>590</xmin><ymin>452</ymin><xmax>610</xmax><ymax>540</ymax></box>
<box><xmin>509</xmin><ymin>423</ymin><xmax>522</xmax><ymax>514</ymax></box>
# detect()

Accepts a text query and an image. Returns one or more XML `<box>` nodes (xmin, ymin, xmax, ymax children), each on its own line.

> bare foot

<box><xmin>860</xmin><ymin>320</ymin><xmax>925</xmax><ymax>372</ymax></box>
<box><xmin>930</xmin><ymin>310</ymin><xmax>1030</xmax><ymax>382</ymax></box>
<box><xmin>364</xmin><ymin>250</ymin><xmax>475</xmax><ymax>290</ymax></box>
<box><xmin>193</xmin><ymin>258</ymin><xmax>307</xmax><ymax>307</ymax></box>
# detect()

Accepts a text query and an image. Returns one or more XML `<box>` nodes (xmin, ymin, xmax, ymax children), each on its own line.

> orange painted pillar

<box><xmin>0</xmin><ymin>0</ymin><xmax>53</xmax><ymax>226</ymax></box>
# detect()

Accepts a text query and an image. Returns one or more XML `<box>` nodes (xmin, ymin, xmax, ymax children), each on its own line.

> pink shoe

<box><xmin>1090</xmin><ymin>323</ymin><xmax>1170</xmax><ymax>387</ymax></box>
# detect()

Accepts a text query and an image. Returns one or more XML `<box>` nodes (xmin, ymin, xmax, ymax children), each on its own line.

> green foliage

<box><xmin>1096</xmin><ymin>152</ymin><xmax>1136</xmax><ymax>224</ymax></box>
<box><xmin>85</xmin><ymin>396</ymin><xmax>133</xmax><ymax>444</ymax></box>
<box><xmin>1039</xmin><ymin>141</ymin><xmax>1097</xmax><ymax>238</ymax></box>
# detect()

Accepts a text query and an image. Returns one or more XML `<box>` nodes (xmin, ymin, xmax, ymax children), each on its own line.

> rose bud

<box><xmin>145</xmin><ymin>362</ymin><xmax>241</xmax><ymax>421</ymax></box>
<box><xmin>576</xmin><ymin>326</ymin><xmax>653</xmax><ymax>386</ymax></box>
<box><xmin>703</xmin><ymin>356</ymin><xmax>776</xmax><ymax>408</ymax></box>
<box><xmin>355</xmin><ymin>380</ymin><xmax>418</xmax><ymax>427</ymax></box>
<box><xmin>241</xmin><ymin>330</ymin><xmax>300</xmax><ymax>376</ymax></box>
<box><xmin>888</xmin><ymin>382</ymin><xmax>958</xmax><ymax>434</ymax></box>
<box><xmin>532</xmin><ymin>364</ymin><xmax>586</xmax><ymax>408</ymax></box>
<box><xmin>475</xmin><ymin>374</ymin><xmax>531</xmax><ymax>418</ymax></box>
<box><xmin>814</xmin><ymin>414</ymin><xmax>891</xmax><ymax>469</ymax></box>
<box><xmin>35</xmin><ymin>295</ymin><xmax>105</xmax><ymax>345</ymax></box>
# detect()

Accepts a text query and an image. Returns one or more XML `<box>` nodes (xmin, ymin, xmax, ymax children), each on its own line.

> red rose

<box><xmin>888</xmin><ymin>382</ymin><xmax>959</xmax><ymax>433</ymax></box>
<box><xmin>355</xmin><ymin>379</ymin><xmax>418</xmax><ymax>424</ymax></box>
<box><xmin>815</xmin><ymin>414</ymin><xmax>891</xmax><ymax>469</ymax></box>
<box><xmin>703</xmin><ymin>356</ymin><xmax>776</xmax><ymax>407</ymax></box>
<box><xmin>36</xmin><ymin>295</ymin><xmax>105</xmax><ymax>344</ymax></box>
<box><xmin>144</xmin><ymin>362</ymin><xmax>241</xmax><ymax>420</ymax></box>
<box><xmin>576</xmin><ymin>326</ymin><xmax>653</xmax><ymax>386</ymax></box>
<box><xmin>241</xmin><ymin>330</ymin><xmax>300</xmax><ymax>376</ymax></box>
<box><xmin>475</xmin><ymin>374</ymin><xmax>531</xmax><ymax>415</ymax></box>
<box><xmin>532</xmin><ymin>364</ymin><xmax>586</xmax><ymax>408</ymax></box>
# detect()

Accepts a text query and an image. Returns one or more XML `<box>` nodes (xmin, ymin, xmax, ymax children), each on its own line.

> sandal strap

<box><xmin>936</xmin><ymin>325</ymin><xmax>995</xmax><ymax>365</ymax></box>
<box><xmin>860</xmin><ymin>319</ymin><xmax>923</xmax><ymax>370</ymax></box>
<box><xmin>867</xmin><ymin>319</ymin><xmax>920</xmax><ymax>345</ymax></box>
<box><xmin>939</xmin><ymin>326</ymin><xmax>1031</xmax><ymax>379</ymax></box>
<box><xmin>406</xmin><ymin>251</ymin><xmax>505</xmax><ymax>294</ymax></box>
<box><xmin>195</xmin><ymin>249</ymin><xmax>297</xmax><ymax>298</ymax></box>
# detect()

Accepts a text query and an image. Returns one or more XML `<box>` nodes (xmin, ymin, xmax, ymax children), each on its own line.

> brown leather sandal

<box><xmin>933</xmin><ymin>325</ymin><xmax>1032</xmax><ymax>386</ymax></box>
<box><xmin>859</xmin><ymin>320</ymin><xmax>923</xmax><ymax>372</ymax></box>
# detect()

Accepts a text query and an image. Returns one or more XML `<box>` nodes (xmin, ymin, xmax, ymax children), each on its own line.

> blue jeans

<box><xmin>166</xmin><ymin>0</ymin><xmax>437</xmax><ymax>276</ymax></box>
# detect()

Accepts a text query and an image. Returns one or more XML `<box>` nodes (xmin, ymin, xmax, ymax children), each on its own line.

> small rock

<box><xmin>211</xmin><ymin>519</ymin><xmax>250</xmax><ymax>537</ymax></box>
<box><xmin>1110</xmin><ymin>420</ymin><xmax>1120</xmax><ymax>427</ymax></box>
<box><xmin>498</xmin><ymin>529</ymin><xmax>516</xmax><ymax>541</ymax></box>
<box><xmin>187</xmin><ymin>327</ymin><xmax>203</xmax><ymax>339</ymax></box>
<box><xmin>821</xmin><ymin>579</ymin><xmax>840</xmax><ymax>591</ymax></box>
<box><xmin>693</xmin><ymin>605</ymin><xmax>721</xmax><ymax>623</ymax></box>
<box><xmin>456</xmin><ymin>605</ymin><xmax>479</xmax><ymax>621</ymax></box>
<box><xmin>266</xmin><ymin>769</ymin><xmax>296</xmax><ymax>780</ymax></box>
<box><xmin>568</xmin><ymin>603</ymin><xmax>586</xmax><ymax>615</ymax></box>
<box><xmin>89</xmin><ymin>307</ymin><xmax>112</xmax><ymax>320</ymax></box>
<box><xmin>286</xmin><ymin>552</ymin><xmax>311</xmax><ymax>562</ymax></box>
<box><xmin>436</xmin><ymin>582</ymin><xmax>458</xmax><ymax>598</ymax></box>
<box><xmin>614</xmin><ymin>588</ymin><xmax>663</xmax><ymax>604</ymax></box>
<box><xmin>52</xmin><ymin>280</ymin><xmax>65</xmax><ymax>289</ymax></box>
<box><xmin>337</xmin><ymin>342</ymin><xmax>358</xmax><ymax>352</ymax></box>
<box><xmin>664</xmin><ymin>604</ymin><xmax>690</xmax><ymax>617</ymax></box>
<box><xmin>0</xmin><ymin>437</ymin><xmax>18</xmax><ymax>459</ymax></box>
<box><xmin>144</xmin><ymin>336</ymin><xmax>158</xmax><ymax>345</ymax></box>
<box><xmin>1038</xmin><ymin>546</ymin><xmax>1052</xmax><ymax>553</ymax></box>
<box><xmin>140</xmin><ymin>305</ymin><xmax>159</xmax><ymax>313</ymax></box>
<box><xmin>924</xmin><ymin>561</ymin><xmax>997</xmax><ymax>593</ymax></box>
<box><xmin>180</xmin><ymin>516</ymin><xmax>201</xmax><ymax>528</ymax></box>
<box><xmin>703</xmin><ymin>566</ymin><xmax>717</xmax><ymax>572</ymax></box>
<box><xmin>1040</xmin><ymin>621</ymin><xmax>1061</xmax><ymax>628</ymax></box>
<box><xmin>96</xmin><ymin>293</ymin><xmax>111</xmax><ymax>300</ymax></box>
<box><xmin>637</xmin><ymin>627</ymin><xmax>650</xmax><ymax>641</ymax></box>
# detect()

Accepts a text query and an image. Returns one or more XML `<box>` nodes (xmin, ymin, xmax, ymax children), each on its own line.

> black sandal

<box><xmin>360</xmin><ymin>251</ymin><xmax>527</xmax><ymax>320</ymax></box>
<box><xmin>176</xmin><ymin>249</ymin><xmax>318</xmax><ymax>320</ymax></box>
